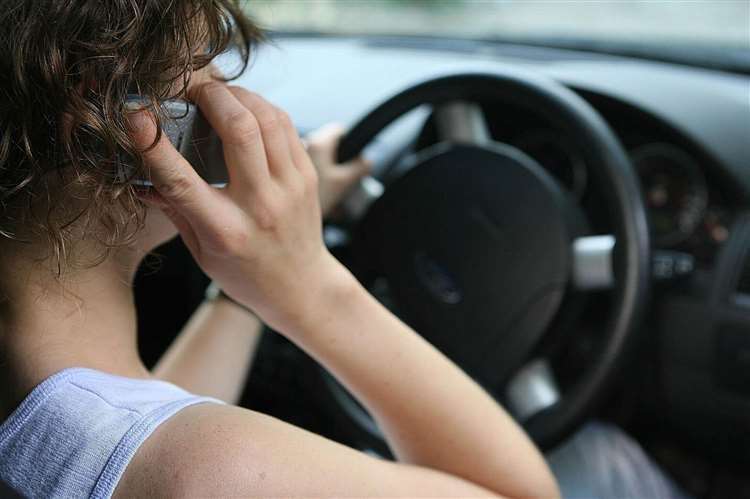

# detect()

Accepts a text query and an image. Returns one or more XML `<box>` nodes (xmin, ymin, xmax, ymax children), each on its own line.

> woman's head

<box><xmin>0</xmin><ymin>1</ymin><xmax>262</xmax><ymax>271</ymax></box>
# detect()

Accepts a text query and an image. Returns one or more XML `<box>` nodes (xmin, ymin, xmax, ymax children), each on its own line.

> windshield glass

<box><xmin>249</xmin><ymin>0</ymin><xmax>749</xmax><ymax>67</ymax></box>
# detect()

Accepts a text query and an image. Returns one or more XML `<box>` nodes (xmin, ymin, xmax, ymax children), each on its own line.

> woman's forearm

<box><xmin>134</xmin><ymin>83</ymin><xmax>556</xmax><ymax>497</ymax></box>
<box><xmin>152</xmin><ymin>298</ymin><xmax>263</xmax><ymax>404</ymax></box>
<box><xmin>285</xmin><ymin>271</ymin><xmax>559</xmax><ymax>499</ymax></box>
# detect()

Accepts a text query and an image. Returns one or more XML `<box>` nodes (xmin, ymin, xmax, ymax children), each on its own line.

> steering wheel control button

<box><xmin>652</xmin><ymin>250</ymin><xmax>694</xmax><ymax>281</ymax></box>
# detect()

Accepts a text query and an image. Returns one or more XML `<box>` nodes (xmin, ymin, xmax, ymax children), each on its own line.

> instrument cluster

<box><xmin>509</xmin><ymin>131</ymin><xmax>733</xmax><ymax>265</ymax></box>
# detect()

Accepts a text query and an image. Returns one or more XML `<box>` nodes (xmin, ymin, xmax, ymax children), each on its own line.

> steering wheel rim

<box><xmin>333</xmin><ymin>69</ymin><xmax>650</xmax><ymax>449</ymax></box>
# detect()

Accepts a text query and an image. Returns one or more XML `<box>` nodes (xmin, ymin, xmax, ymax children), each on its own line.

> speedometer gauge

<box><xmin>632</xmin><ymin>143</ymin><xmax>708</xmax><ymax>247</ymax></box>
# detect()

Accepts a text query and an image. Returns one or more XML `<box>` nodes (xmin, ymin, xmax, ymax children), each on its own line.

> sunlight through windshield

<box><xmin>248</xmin><ymin>0</ymin><xmax>749</xmax><ymax>50</ymax></box>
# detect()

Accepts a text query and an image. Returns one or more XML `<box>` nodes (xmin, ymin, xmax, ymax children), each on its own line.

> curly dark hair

<box><xmin>0</xmin><ymin>1</ymin><xmax>263</xmax><ymax>272</ymax></box>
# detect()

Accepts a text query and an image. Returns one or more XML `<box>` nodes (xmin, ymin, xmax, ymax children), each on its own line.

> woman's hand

<box><xmin>129</xmin><ymin>82</ymin><xmax>559</xmax><ymax>499</ymax></box>
<box><xmin>305</xmin><ymin>124</ymin><xmax>371</xmax><ymax>217</ymax></box>
<box><xmin>130</xmin><ymin>82</ymin><xmax>354</xmax><ymax>334</ymax></box>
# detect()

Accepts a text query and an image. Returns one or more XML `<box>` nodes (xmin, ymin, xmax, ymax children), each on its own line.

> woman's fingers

<box><xmin>126</xmin><ymin>83</ymin><xmax>340</xmax><ymax>333</ymax></box>
<box><xmin>338</xmin><ymin>156</ymin><xmax>372</xmax><ymax>182</ymax></box>
<box><xmin>305</xmin><ymin>123</ymin><xmax>372</xmax><ymax>217</ymax></box>
<box><xmin>128</xmin><ymin>111</ymin><xmax>221</xmax><ymax>232</ymax></box>
<box><xmin>138</xmin><ymin>189</ymin><xmax>202</xmax><ymax>257</ymax></box>
<box><xmin>190</xmin><ymin>82</ymin><xmax>271</xmax><ymax>192</ymax></box>
<box><xmin>308</xmin><ymin>123</ymin><xmax>371</xmax><ymax>177</ymax></box>
<box><xmin>227</xmin><ymin>87</ymin><xmax>298</xmax><ymax>184</ymax></box>
<box><xmin>306</xmin><ymin>123</ymin><xmax>345</xmax><ymax>158</ymax></box>
<box><xmin>160</xmin><ymin>203</ymin><xmax>202</xmax><ymax>260</ymax></box>
<box><xmin>279</xmin><ymin>107</ymin><xmax>319</xmax><ymax>185</ymax></box>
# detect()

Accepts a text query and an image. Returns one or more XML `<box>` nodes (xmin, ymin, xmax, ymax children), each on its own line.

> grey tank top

<box><xmin>0</xmin><ymin>367</ymin><xmax>222</xmax><ymax>498</ymax></box>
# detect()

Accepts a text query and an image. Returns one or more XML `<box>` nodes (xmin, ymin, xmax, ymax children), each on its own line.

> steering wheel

<box><xmin>328</xmin><ymin>70</ymin><xmax>650</xmax><ymax>450</ymax></box>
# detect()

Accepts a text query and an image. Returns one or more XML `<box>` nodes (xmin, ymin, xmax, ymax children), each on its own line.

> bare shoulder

<box><xmin>114</xmin><ymin>403</ymin><xmax>498</xmax><ymax>498</ymax></box>
<box><xmin>112</xmin><ymin>404</ymin><xmax>269</xmax><ymax>497</ymax></box>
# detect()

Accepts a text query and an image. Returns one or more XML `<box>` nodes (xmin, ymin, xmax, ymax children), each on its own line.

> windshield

<box><xmin>248</xmin><ymin>0</ymin><xmax>749</xmax><ymax>70</ymax></box>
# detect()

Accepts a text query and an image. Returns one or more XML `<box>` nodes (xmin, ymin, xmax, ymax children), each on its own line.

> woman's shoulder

<box><xmin>115</xmin><ymin>403</ymin><xmax>373</xmax><ymax>497</ymax></box>
<box><xmin>113</xmin><ymin>403</ymin><xmax>263</xmax><ymax>497</ymax></box>
<box><xmin>0</xmin><ymin>367</ymin><xmax>223</xmax><ymax>498</ymax></box>
<box><xmin>113</xmin><ymin>403</ymin><xmax>498</xmax><ymax>498</ymax></box>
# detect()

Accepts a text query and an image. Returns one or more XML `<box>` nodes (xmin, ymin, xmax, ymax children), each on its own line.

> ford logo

<box><xmin>413</xmin><ymin>251</ymin><xmax>463</xmax><ymax>305</ymax></box>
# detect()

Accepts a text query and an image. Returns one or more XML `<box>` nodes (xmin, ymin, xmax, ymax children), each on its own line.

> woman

<box><xmin>0</xmin><ymin>2</ymin><xmax>559</xmax><ymax>497</ymax></box>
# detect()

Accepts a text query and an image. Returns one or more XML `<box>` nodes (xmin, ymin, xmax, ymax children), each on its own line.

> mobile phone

<box><xmin>121</xmin><ymin>96</ymin><xmax>229</xmax><ymax>187</ymax></box>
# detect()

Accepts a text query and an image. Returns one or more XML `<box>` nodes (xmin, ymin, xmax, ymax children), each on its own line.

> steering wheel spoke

<box><xmin>341</xmin><ymin>176</ymin><xmax>385</xmax><ymax>222</ymax></box>
<box><xmin>572</xmin><ymin>235</ymin><xmax>616</xmax><ymax>290</ymax></box>
<box><xmin>433</xmin><ymin>101</ymin><xmax>492</xmax><ymax>146</ymax></box>
<box><xmin>505</xmin><ymin>359</ymin><xmax>561</xmax><ymax>422</ymax></box>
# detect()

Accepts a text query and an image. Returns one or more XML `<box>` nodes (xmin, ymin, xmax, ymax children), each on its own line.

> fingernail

<box><xmin>125</xmin><ymin>111</ymin><xmax>156</xmax><ymax>138</ymax></box>
<box><xmin>124</xmin><ymin>94</ymin><xmax>148</xmax><ymax>111</ymax></box>
<box><xmin>124</xmin><ymin>101</ymin><xmax>142</xmax><ymax>112</ymax></box>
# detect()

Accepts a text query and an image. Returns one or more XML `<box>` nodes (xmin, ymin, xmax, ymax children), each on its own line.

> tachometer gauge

<box><xmin>632</xmin><ymin>143</ymin><xmax>708</xmax><ymax>247</ymax></box>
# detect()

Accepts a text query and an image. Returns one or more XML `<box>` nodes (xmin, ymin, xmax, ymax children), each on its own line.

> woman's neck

<box><xmin>0</xmin><ymin>243</ymin><xmax>151</xmax><ymax>417</ymax></box>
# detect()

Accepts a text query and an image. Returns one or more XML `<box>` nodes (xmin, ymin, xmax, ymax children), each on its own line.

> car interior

<box><xmin>133</xmin><ymin>2</ymin><xmax>750</xmax><ymax>497</ymax></box>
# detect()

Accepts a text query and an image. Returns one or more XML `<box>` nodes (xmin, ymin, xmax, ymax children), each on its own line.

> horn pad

<box><xmin>353</xmin><ymin>143</ymin><xmax>571</xmax><ymax>387</ymax></box>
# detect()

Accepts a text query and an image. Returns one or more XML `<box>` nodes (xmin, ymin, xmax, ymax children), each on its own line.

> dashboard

<box><xmin>228</xmin><ymin>34</ymin><xmax>750</xmax><ymax>457</ymax></box>
<box><xmin>475</xmin><ymin>94</ymin><xmax>738</xmax><ymax>266</ymax></box>
<box><xmin>412</xmin><ymin>96</ymin><xmax>739</xmax><ymax>267</ymax></box>
<box><xmin>234</xmin><ymin>35</ymin><xmax>749</xmax><ymax>267</ymax></box>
